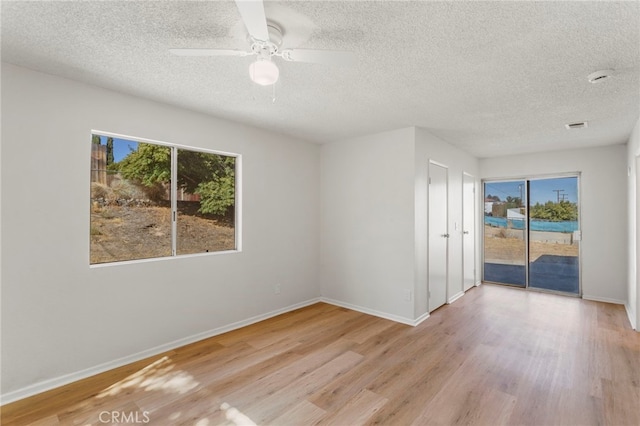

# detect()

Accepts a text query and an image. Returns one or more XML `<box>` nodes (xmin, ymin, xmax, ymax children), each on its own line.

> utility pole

<box><xmin>552</xmin><ymin>189</ymin><xmax>564</xmax><ymax>203</ymax></box>
<box><xmin>518</xmin><ymin>184</ymin><xmax>524</xmax><ymax>207</ymax></box>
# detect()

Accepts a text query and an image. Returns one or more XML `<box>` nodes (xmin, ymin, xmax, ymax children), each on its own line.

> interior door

<box><xmin>463</xmin><ymin>173</ymin><xmax>476</xmax><ymax>291</ymax></box>
<box><xmin>483</xmin><ymin>180</ymin><xmax>527</xmax><ymax>287</ymax></box>
<box><xmin>428</xmin><ymin>161</ymin><xmax>448</xmax><ymax>312</ymax></box>
<box><xmin>528</xmin><ymin>176</ymin><xmax>580</xmax><ymax>294</ymax></box>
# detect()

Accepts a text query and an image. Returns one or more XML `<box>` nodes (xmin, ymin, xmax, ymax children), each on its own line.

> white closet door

<box><xmin>428</xmin><ymin>161</ymin><xmax>448</xmax><ymax>312</ymax></box>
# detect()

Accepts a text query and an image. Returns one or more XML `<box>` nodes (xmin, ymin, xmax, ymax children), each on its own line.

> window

<box><xmin>90</xmin><ymin>133</ymin><xmax>238</xmax><ymax>265</ymax></box>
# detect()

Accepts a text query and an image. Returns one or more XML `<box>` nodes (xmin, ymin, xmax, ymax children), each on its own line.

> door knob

<box><xmin>442</xmin><ymin>233</ymin><xmax>450</xmax><ymax>238</ymax></box>
<box><xmin>463</xmin><ymin>231</ymin><xmax>469</xmax><ymax>234</ymax></box>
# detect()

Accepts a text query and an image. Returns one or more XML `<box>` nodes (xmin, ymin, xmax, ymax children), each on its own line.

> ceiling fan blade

<box><xmin>281</xmin><ymin>49</ymin><xmax>355</xmax><ymax>66</ymax></box>
<box><xmin>235</xmin><ymin>0</ymin><xmax>269</xmax><ymax>42</ymax></box>
<box><xmin>169</xmin><ymin>48</ymin><xmax>251</xmax><ymax>57</ymax></box>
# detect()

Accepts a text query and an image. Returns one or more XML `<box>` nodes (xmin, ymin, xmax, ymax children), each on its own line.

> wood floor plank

<box><xmin>309</xmin><ymin>326</ymin><xmax>407</xmax><ymax>412</ymax></box>
<box><xmin>315</xmin><ymin>388</ymin><xmax>388</xmax><ymax>426</ymax></box>
<box><xmin>309</xmin><ymin>364</ymin><xmax>385</xmax><ymax>414</ymax></box>
<box><xmin>545</xmin><ymin>389</ymin><xmax>602</xmax><ymax>426</ymax></box>
<box><xmin>203</xmin><ymin>345</ymin><xmax>304</xmax><ymax>397</ymax></box>
<box><xmin>364</xmin><ymin>341</ymin><xmax>472</xmax><ymax>425</ymax></box>
<box><xmin>212</xmin><ymin>303</ymin><xmax>341</xmax><ymax>348</ymax></box>
<box><xmin>136</xmin><ymin>387</ymin><xmax>223</xmax><ymax>425</ymax></box>
<box><xmin>219</xmin><ymin>338</ymin><xmax>356</xmax><ymax>409</ymax></box>
<box><xmin>601</xmin><ymin>378</ymin><xmax>640</xmax><ymax>426</ymax></box>
<box><xmin>241</xmin><ymin>305</ymin><xmax>345</xmax><ymax>350</ymax></box>
<box><xmin>238</xmin><ymin>350</ymin><xmax>364</xmax><ymax>424</ymax></box>
<box><xmin>136</xmin><ymin>338</ymin><xmax>302</xmax><ymax>413</ymax></box>
<box><xmin>269</xmin><ymin>400</ymin><xmax>326</xmax><ymax>426</ymax></box>
<box><xmin>412</xmin><ymin>387</ymin><xmax>517</xmax><ymax>426</ymax></box>
<box><xmin>21</xmin><ymin>416</ymin><xmax>59</xmax><ymax>426</ymax></box>
<box><xmin>3</xmin><ymin>285</ymin><xmax>639</xmax><ymax>426</ymax></box>
<box><xmin>411</xmin><ymin>343</ymin><xmax>518</xmax><ymax>425</ymax></box>
<box><xmin>287</xmin><ymin>309</ymin><xmax>375</xmax><ymax>356</ymax></box>
<box><xmin>340</xmin><ymin>316</ymin><xmax>399</xmax><ymax>345</ymax></box>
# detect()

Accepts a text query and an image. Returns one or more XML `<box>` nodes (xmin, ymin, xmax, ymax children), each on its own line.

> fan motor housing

<box><xmin>250</xmin><ymin>23</ymin><xmax>283</xmax><ymax>56</ymax></box>
<box><xmin>267</xmin><ymin>23</ymin><xmax>283</xmax><ymax>47</ymax></box>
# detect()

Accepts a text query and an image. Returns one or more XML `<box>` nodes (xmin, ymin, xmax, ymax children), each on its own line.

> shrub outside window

<box><xmin>90</xmin><ymin>133</ymin><xmax>238</xmax><ymax>265</ymax></box>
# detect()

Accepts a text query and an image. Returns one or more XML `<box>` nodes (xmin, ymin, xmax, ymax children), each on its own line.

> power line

<box><xmin>485</xmin><ymin>183</ymin><xmax>522</xmax><ymax>200</ymax></box>
<box><xmin>552</xmin><ymin>189</ymin><xmax>565</xmax><ymax>203</ymax></box>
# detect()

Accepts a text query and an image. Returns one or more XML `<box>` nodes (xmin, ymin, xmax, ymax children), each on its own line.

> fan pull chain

<box><xmin>272</xmin><ymin>83</ymin><xmax>277</xmax><ymax>104</ymax></box>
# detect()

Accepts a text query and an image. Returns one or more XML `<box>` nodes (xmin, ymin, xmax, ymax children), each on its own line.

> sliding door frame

<box><xmin>482</xmin><ymin>177</ymin><xmax>529</xmax><ymax>288</ymax></box>
<box><xmin>482</xmin><ymin>172</ymin><xmax>582</xmax><ymax>297</ymax></box>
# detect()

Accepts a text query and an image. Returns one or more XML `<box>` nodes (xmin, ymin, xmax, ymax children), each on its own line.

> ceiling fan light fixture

<box><xmin>249</xmin><ymin>58</ymin><xmax>279</xmax><ymax>86</ymax></box>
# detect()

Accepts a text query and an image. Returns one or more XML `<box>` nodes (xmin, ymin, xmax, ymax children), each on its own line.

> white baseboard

<box><xmin>624</xmin><ymin>304</ymin><xmax>638</xmax><ymax>331</ymax></box>
<box><xmin>414</xmin><ymin>310</ymin><xmax>430</xmax><ymax>326</ymax></box>
<box><xmin>475</xmin><ymin>280</ymin><xmax>482</xmax><ymax>287</ymax></box>
<box><xmin>319</xmin><ymin>297</ymin><xmax>418</xmax><ymax>326</ymax></box>
<box><xmin>581</xmin><ymin>295</ymin><xmax>626</xmax><ymax>305</ymax></box>
<box><xmin>1</xmin><ymin>297</ymin><xmax>321</xmax><ymax>406</ymax></box>
<box><xmin>448</xmin><ymin>291</ymin><xmax>464</xmax><ymax>304</ymax></box>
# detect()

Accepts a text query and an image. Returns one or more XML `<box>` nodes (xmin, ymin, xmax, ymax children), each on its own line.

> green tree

<box><xmin>504</xmin><ymin>196</ymin><xmax>522</xmax><ymax>210</ymax></box>
<box><xmin>178</xmin><ymin>150</ymin><xmax>235</xmax><ymax>215</ymax></box>
<box><xmin>92</xmin><ymin>134</ymin><xmax>101</xmax><ymax>145</ymax></box>
<box><xmin>530</xmin><ymin>200</ymin><xmax>577</xmax><ymax>221</ymax></box>
<box><xmin>117</xmin><ymin>143</ymin><xmax>171</xmax><ymax>186</ymax></box>
<box><xmin>195</xmin><ymin>174</ymin><xmax>235</xmax><ymax>216</ymax></box>
<box><xmin>106</xmin><ymin>137</ymin><xmax>114</xmax><ymax>165</ymax></box>
<box><xmin>116</xmin><ymin>143</ymin><xmax>235</xmax><ymax>215</ymax></box>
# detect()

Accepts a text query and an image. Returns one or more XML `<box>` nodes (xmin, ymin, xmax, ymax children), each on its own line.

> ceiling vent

<box><xmin>565</xmin><ymin>122</ymin><xmax>588</xmax><ymax>130</ymax></box>
<box><xmin>587</xmin><ymin>69</ymin><xmax>614</xmax><ymax>83</ymax></box>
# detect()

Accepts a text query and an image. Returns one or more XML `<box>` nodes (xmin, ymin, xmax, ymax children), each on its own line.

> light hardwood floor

<box><xmin>2</xmin><ymin>284</ymin><xmax>639</xmax><ymax>425</ymax></box>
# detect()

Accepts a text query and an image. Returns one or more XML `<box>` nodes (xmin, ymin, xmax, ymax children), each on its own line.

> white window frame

<box><xmin>90</xmin><ymin>130</ymin><xmax>242</xmax><ymax>267</ymax></box>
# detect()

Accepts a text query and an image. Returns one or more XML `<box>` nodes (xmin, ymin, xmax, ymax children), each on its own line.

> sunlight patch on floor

<box><xmin>96</xmin><ymin>356</ymin><xmax>200</xmax><ymax>398</ymax></box>
<box><xmin>221</xmin><ymin>402</ymin><xmax>257</xmax><ymax>426</ymax></box>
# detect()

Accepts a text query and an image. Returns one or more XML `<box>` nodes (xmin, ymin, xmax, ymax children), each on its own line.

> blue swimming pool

<box><xmin>484</xmin><ymin>216</ymin><xmax>578</xmax><ymax>232</ymax></box>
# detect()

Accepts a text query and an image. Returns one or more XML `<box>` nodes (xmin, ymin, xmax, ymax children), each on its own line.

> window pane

<box><xmin>176</xmin><ymin>149</ymin><xmax>236</xmax><ymax>255</ymax></box>
<box><xmin>90</xmin><ymin>136</ymin><xmax>172</xmax><ymax>264</ymax></box>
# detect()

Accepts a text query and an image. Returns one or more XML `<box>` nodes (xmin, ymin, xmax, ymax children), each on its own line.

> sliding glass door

<box><xmin>483</xmin><ymin>180</ymin><xmax>527</xmax><ymax>287</ymax></box>
<box><xmin>528</xmin><ymin>177</ymin><xmax>580</xmax><ymax>294</ymax></box>
<box><xmin>483</xmin><ymin>176</ymin><xmax>580</xmax><ymax>295</ymax></box>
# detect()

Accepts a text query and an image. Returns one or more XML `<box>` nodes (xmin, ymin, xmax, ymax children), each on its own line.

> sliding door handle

<box><xmin>463</xmin><ymin>231</ymin><xmax>469</xmax><ymax>234</ymax></box>
<box><xmin>441</xmin><ymin>233</ymin><xmax>450</xmax><ymax>238</ymax></box>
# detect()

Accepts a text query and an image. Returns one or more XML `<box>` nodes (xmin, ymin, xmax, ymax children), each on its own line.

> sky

<box><xmin>485</xmin><ymin>177</ymin><xmax>578</xmax><ymax>206</ymax></box>
<box><xmin>98</xmin><ymin>135</ymin><xmax>138</xmax><ymax>163</ymax></box>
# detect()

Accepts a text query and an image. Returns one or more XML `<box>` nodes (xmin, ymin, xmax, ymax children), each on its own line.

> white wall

<box><xmin>320</xmin><ymin>127</ymin><xmax>480</xmax><ymax>322</ymax></box>
<box><xmin>0</xmin><ymin>63</ymin><xmax>321</xmax><ymax>399</ymax></box>
<box><xmin>320</xmin><ymin>128</ymin><xmax>417</xmax><ymax>322</ymax></box>
<box><xmin>480</xmin><ymin>145</ymin><xmax>628</xmax><ymax>303</ymax></box>
<box><xmin>414</xmin><ymin>128</ymin><xmax>480</xmax><ymax>318</ymax></box>
<box><xmin>626</xmin><ymin>117</ymin><xmax>640</xmax><ymax>330</ymax></box>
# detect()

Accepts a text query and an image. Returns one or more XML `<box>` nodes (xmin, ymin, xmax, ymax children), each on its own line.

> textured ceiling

<box><xmin>2</xmin><ymin>1</ymin><xmax>639</xmax><ymax>157</ymax></box>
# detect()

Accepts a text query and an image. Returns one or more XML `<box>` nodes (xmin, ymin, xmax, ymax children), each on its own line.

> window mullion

<box><xmin>171</xmin><ymin>147</ymin><xmax>178</xmax><ymax>256</ymax></box>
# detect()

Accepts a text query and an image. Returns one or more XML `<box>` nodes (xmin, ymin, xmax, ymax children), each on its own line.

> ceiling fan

<box><xmin>170</xmin><ymin>0</ymin><xmax>355</xmax><ymax>86</ymax></box>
